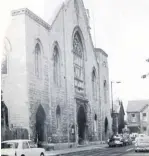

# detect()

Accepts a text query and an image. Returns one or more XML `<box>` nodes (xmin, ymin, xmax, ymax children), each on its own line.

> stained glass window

<box><xmin>1</xmin><ymin>38</ymin><xmax>11</xmax><ymax>75</ymax></box>
<box><xmin>53</xmin><ymin>46</ymin><xmax>60</xmax><ymax>86</ymax></box>
<box><xmin>104</xmin><ymin>80</ymin><xmax>107</xmax><ymax>104</ymax></box>
<box><xmin>35</xmin><ymin>43</ymin><xmax>41</xmax><ymax>78</ymax></box>
<box><xmin>73</xmin><ymin>32</ymin><xmax>84</xmax><ymax>95</ymax></box>
<box><xmin>92</xmin><ymin>69</ymin><xmax>97</xmax><ymax>99</ymax></box>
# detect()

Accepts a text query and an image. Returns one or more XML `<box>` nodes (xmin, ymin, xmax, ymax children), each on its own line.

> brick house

<box><xmin>1</xmin><ymin>0</ymin><xmax>112</xmax><ymax>145</ymax></box>
<box><xmin>127</xmin><ymin>100</ymin><xmax>149</xmax><ymax>135</ymax></box>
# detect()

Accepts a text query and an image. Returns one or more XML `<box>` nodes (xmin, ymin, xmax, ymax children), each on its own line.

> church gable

<box><xmin>49</xmin><ymin>0</ymin><xmax>96</xmax><ymax>62</ymax></box>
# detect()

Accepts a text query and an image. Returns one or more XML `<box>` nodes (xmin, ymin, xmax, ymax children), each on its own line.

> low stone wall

<box><xmin>1</xmin><ymin>128</ymin><xmax>29</xmax><ymax>141</ymax></box>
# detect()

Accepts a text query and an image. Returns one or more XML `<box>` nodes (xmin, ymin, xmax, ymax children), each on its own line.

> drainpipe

<box><xmin>62</xmin><ymin>3</ymin><xmax>69</xmax><ymax>147</ymax></box>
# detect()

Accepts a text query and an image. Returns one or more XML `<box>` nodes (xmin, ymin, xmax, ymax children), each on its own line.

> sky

<box><xmin>0</xmin><ymin>0</ymin><xmax>149</xmax><ymax>112</ymax></box>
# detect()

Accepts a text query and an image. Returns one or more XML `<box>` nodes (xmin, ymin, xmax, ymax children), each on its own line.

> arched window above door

<box><xmin>73</xmin><ymin>31</ymin><xmax>85</xmax><ymax>95</ymax></box>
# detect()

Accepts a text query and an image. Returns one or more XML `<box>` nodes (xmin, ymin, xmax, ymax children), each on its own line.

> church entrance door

<box><xmin>36</xmin><ymin>105</ymin><xmax>46</xmax><ymax>144</ymax></box>
<box><xmin>77</xmin><ymin>105</ymin><xmax>87</xmax><ymax>144</ymax></box>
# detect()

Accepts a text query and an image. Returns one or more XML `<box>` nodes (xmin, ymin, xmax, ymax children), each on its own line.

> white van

<box><xmin>135</xmin><ymin>136</ymin><xmax>149</xmax><ymax>152</ymax></box>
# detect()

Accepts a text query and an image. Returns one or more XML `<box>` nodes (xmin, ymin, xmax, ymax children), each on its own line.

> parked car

<box><xmin>135</xmin><ymin>136</ymin><xmax>149</xmax><ymax>152</ymax></box>
<box><xmin>1</xmin><ymin>139</ymin><xmax>45</xmax><ymax>156</ymax></box>
<box><xmin>108</xmin><ymin>136</ymin><xmax>123</xmax><ymax>147</ymax></box>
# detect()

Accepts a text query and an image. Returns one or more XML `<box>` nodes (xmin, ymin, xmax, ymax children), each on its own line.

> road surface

<box><xmin>61</xmin><ymin>145</ymin><xmax>135</xmax><ymax>156</ymax></box>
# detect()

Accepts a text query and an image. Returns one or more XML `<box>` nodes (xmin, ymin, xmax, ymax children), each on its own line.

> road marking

<box><xmin>126</xmin><ymin>148</ymin><xmax>133</xmax><ymax>152</ymax></box>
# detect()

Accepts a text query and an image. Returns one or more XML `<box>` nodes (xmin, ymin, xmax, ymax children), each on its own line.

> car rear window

<box><xmin>115</xmin><ymin>138</ymin><xmax>121</xmax><ymax>141</ymax></box>
<box><xmin>1</xmin><ymin>142</ymin><xmax>18</xmax><ymax>149</ymax></box>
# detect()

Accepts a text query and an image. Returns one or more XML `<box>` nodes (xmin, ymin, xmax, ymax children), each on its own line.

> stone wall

<box><xmin>2</xmin><ymin>0</ymin><xmax>112</xmax><ymax>143</ymax></box>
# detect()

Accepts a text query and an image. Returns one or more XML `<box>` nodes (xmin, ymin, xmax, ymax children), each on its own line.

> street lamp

<box><xmin>141</xmin><ymin>73</ymin><xmax>149</xmax><ymax>79</ymax></box>
<box><xmin>111</xmin><ymin>81</ymin><xmax>121</xmax><ymax>116</ymax></box>
<box><xmin>111</xmin><ymin>81</ymin><xmax>121</xmax><ymax>135</ymax></box>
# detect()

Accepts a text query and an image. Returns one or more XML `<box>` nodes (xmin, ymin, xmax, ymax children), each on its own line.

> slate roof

<box><xmin>127</xmin><ymin>100</ymin><xmax>149</xmax><ymax>113</ymax></box>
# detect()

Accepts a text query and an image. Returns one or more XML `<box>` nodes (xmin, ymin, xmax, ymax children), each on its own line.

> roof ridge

<box><xmin>127</xmin><ymin>100</ymin><xmax>149</xmax><ymax>112</ymax></box>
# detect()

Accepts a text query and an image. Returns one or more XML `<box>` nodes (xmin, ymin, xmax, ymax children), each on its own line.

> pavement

<box><xmin>45</xmin><ymin>144</ymin><xmax>145</xmax><ymax>156</ymax></box>
<box><xmin>45</xmin><ymin>143</ymin><xmax>107</xmax><ymax>156</ymax></box>
<box><xmin>123</xmin><ymin>150</ymin><xmax>149</xmax><ymax>156</ymax></box>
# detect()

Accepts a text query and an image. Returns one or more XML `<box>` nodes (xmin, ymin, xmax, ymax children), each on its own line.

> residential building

<box><xmin>127</xmin><ymin>100</ymin><xmax>149</xmax><ymax>135</ymax></box>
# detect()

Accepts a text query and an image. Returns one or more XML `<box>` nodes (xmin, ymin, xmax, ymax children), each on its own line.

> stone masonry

<box><xmin>1</xmin><ymin>0</ymin><xmax>112</xmax><ymax>145</ymax></box>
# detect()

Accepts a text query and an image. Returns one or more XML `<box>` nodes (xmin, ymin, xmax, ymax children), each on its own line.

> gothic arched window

<box><xmin>1</xmin><ymin>38</ymin><xmax>11</xmax><ymax>75</ymax></box>
<box><xmin>104</xmin><ymin>80</ymin><xmax>107</xmax><ymax>104</ymax></box>
<box><xmin>53</xmin><ymin>45</ymin><xmax>60</xmax><ymax>86</ymax></box>
<box><xmin>73</xmin><ymin>31</ymin><xmax>84</xmax><ymax>95</ymax></box>
<box><xmin>35</xmin><ymin>43</ymin><xmax>41</xmax><ymax>78</ymax></box>
<box><xmin>92</xmin><ymin>68</ymin><xmax>97</xmax><ymax>99</ymax></box>
<box><xmin>94</xmin><ymin>114</ymin><xmax>97</xmax><ymax>133</ymax></box>
<box><xmin>56</xmin><ymin>105</ymin><xmax>61</xmax><ymax>129</ymax></box>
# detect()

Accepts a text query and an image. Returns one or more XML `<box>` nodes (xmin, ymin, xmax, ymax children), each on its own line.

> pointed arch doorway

<box><xmin>36</xmin><ymin>105</ymin><xmax>46</xmax><ymax>143</ymax></box>
<box><xmin>104</xmin><ymin>117</ymin><xmax>109</xmax><ymax>140</ymax></box>
<box><xmin>77</xmin><ymin>105</ymin><xmax>87</xmax><ymax>144</ymax></box>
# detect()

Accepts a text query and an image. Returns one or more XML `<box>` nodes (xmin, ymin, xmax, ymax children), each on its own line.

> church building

<box><xmin>1</xmin><ymin>0</ymin><xmax>112</xmax><ymax>145</ymax></box>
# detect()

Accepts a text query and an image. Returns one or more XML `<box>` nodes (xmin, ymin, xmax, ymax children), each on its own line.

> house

<box><xmin>127</xmin><ymin>100</ymin><xmax>149</xmax><ymax>135</ymax></box>
<box><xmin>112</xmin><ymin>99</ymin><xmax>125</xmax><ymax>134</ymax></box>
<box><xmin>1</xmin><ymin>0</ymin><xmax>112</xmax><ymax>145</ymax></box>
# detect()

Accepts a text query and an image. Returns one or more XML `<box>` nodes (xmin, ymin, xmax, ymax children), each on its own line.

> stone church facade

<box><xmin>1</xmin><ymin>0</ymin><xmax>112</xmax><ymax>144</ymax></box>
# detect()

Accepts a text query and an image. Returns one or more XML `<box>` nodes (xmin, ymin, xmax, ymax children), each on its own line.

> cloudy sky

<box><xmin>0</xmin><ymin>0</ymin><xmax>149</xmax><ymax>111</ymax></box>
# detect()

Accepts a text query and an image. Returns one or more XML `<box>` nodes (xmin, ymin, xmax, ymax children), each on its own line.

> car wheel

<box><xmin>135</xmin><ymin>150</ymin><xmax>137</xmax><ymax>153</ymax></box>
<box><xmin>40</xmin><ymin>153</ymin><xmax>44</xmax><ymax>156</ymax></box>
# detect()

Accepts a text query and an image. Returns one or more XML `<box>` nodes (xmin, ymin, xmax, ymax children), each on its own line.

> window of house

<box><xmin>92</xmin><ymin>68</ymin><xmax>97</xmax><ymax>99</ymax></box>
<box><xmin>131</xmin><ymin>114</ymin><xmax>136</xmax><ymax>122</ymax></box>
<box><xmin>143</xmin><ymin>127</ymin><xmax>147</xmax><ymax>131</ymax></box>
<box><xmin>143</xmin><ymin>113</ymin><xmax>146</xmax><ymax>117</ymax></box>
<box><xmin>35</xmin><ymin>43</ymin><xmax>41</xmax><ymax>78</ymax></box>
<box><xmin>104</xmin><ymin>80</ymin><xmax>107</xmax><ymax>104</ymax></box>
<box><xmin>53</xmin><ymin>45</ymin><xmax>60</xmax><ymax>86</ymax></box>
<box><xmin>142</xmin><ymin>113</ymin><xmax>147</xmax><ymax>121</ymax></box>
<box><xmin>73</xmin><ymin>32</ymin><xmax>84</xmax><ymax>95</ymax></box>
<box><xmin>56</xmin><ymin>105</ymin><xmax>61</xmax><ymax>129</ymax></box>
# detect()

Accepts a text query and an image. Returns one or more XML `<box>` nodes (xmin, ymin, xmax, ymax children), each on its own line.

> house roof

<box><xmin>127</xmin><ymin>100</ymin><xmax>149</xmax><ymax>113</ymax></box>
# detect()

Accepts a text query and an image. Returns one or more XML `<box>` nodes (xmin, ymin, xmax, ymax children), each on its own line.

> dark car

<box><xmin>108</xmin><ymin>136</ymin><xmax>123</xmax><ymax>147</ymax></box>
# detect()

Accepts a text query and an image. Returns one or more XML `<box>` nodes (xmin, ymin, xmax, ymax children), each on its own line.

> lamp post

<box><xmin>111</xmin><ymin>81</ymin><xmax>121</xmax><ymax>116</ymax></box>
<box><xmin>111</xmin><ymin>81</ymin><xmax>121</xmax><ymax>134</ymax></box>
